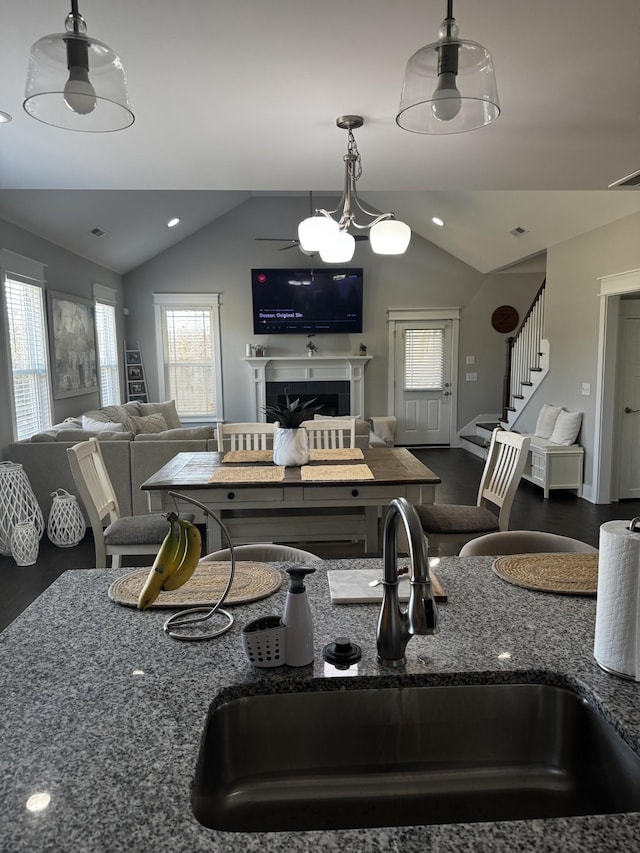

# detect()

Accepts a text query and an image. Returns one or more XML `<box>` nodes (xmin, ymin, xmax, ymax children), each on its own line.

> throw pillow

<box><xmin>82</xmin><ymin>415</ymin><xmax>126</xmax><ymax>433</ymax></box>
<box><xmin>534</xmin><ymin>404</ymin><xmax>563</xmax><ymax>439</ymax></box>
<box><xmin>127</xmin><ymin>413</ymin><xmax>168</xmax><ymax>435</ymax></box>
<box><xmin>137</xmin><ymin>400</ymin><xmax>181</xmax><ymax>430</ymax></box>
<box><xmin>549</xmin><ymin>410</ymin><xmax>582</xmax><ymax>446</ymax></box>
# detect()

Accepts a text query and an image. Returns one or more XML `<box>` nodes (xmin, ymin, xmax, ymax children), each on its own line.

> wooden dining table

<box><xmin>141</xmin><ymin>446</ymin><xmax>441</xmax><ymax>552</ymax></box>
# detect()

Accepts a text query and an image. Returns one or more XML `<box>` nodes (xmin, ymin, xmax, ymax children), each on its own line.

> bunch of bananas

<box><xmin>137</xmin><ymin>512</ymin><xmax>202</xmax><ymax>610</ymax></box>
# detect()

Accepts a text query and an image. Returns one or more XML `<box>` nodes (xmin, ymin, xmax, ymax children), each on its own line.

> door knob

<box><xmin>624</xmin><ymin>407</ymin><xmax>639</xmax><ymax>414</ymax></box>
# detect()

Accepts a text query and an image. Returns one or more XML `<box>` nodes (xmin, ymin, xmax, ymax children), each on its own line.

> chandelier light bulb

<box><xmin>430</xmin><ymin>72</ymin><xmax>462</xmax><ymax>122</ymax></box>
<box><xmin>63</xmin><ymin>66</ymin><xmax>97</xmax><ymax>114</ymax></box>
<box><xmin>298</xmin><ymin>215</ymin><xmax>339</xmax><ymax>253</ymax></box>
<box><xmin>319</xmin><ymin>230</ymin><xmax>355</xmax><ymax>264</ymax></box>
<box><xmin>370</xmin><ymin>220</ymin><xmax>412</xmax><ymax>255</ymax></box>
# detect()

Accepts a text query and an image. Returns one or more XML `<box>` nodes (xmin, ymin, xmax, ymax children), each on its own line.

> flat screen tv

<box><xmin>251</xmin><ymin>268</ymin><xmax>363</xmax><ymax>334</ymax></box>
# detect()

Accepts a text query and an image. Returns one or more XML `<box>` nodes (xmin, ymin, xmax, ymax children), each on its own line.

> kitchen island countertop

<box><xmin>1</xmin><ymin>555</ymin><xmax>639</xmax><ymax>852</ymax></box>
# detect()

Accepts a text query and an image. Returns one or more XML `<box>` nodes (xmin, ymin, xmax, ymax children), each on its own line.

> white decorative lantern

<box><xmin>11</xmin><ymin>521</ymin><xmax>39</xmax><ymax>566</ymax></box>
<box><xmin>47</xmin><ymin>489</ymin><xmax>86</xmax><ymax>548</ymax></box>
<box><xmin>0</xmin><ymin>462</ymin><xmax>44</xmax><ymax>555</ymax></box>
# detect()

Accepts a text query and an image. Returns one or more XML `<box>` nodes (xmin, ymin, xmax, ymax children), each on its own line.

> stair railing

<box><xmin>502</xmin><ymin>279</ymin><xmax>546</xmax><ymax>421</ymax></box>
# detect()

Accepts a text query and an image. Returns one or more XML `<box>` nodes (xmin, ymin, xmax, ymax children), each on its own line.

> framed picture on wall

<box><xmin>125</xmin><ymin>350</ymin><xmax>141</xmax><ymax>365</ymax></box>
<box><xmin>47</xmin><ymin>292</ymin><xmax>98</xmax><ymax>399</ymax></box>
<box><xmin>128</xmin><ymin>381</ymin><xmax>145</xmax><ymax>395</ymax></box>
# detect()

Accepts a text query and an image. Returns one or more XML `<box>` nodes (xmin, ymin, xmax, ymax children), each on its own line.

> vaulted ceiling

<box><xmin>1</xmin><ymin>0</ymin><xmax>639</xmax><ymax>274</ymax></box>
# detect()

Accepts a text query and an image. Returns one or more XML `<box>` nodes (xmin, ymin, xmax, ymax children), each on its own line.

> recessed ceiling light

<box><xmin>431</xmin><ymin>216</ymin><xmax>445</xmax><ymax>227</ymax></box>
<box><xmin>167</xmin><ymin>217</ymin><xmax>180</xmax><ymax>228</ymax></box>
<box><xmin>0</xmin><ymin>111</ymin><xmax>12</xmax><ymax>123</ymax></box>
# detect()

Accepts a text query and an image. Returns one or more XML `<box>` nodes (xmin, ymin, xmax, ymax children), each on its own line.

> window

<box><xmin>93</xmin><ymin>293</ymin><xmax>121</xmax><ymax>406</ymax></box>
<box><xmin>153</xmin><ymin>293</ymin><xmax>223</xmax><ymax>421</ymax></box>
<box><xmin>404</xmin><ymin>328</ymin><xmax>445</xmax><ymax>390</ymax></box>
<box><xmin>1</xmin><ymin>253</ymin><xmax>53</xmax><ymax>440</ymax></box>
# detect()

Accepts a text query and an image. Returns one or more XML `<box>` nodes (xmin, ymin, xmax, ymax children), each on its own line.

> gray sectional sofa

<box><xmin>8</xmin><ymin>400</ymin><xmax>217</xmax><ymax>520</ymax></box>
<box><xmin>8</xmin><ymin>401</ymin><xmax>379</xmax><ymax>522</ymax></box>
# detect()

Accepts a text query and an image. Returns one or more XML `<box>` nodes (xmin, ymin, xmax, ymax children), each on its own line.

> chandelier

<box><xmin>297</xmin><ymin>116</ymin><xmax>411</xmax><ymax>263</ymax></box>
<box><xmin>396</xmin><ymin>0</ymin><xmax>499</xmax><ymax>134</ymax></box>
<box><xmin>23</xmin><ymin>0</ymin><xmax>134</xmax><ymax>132</ymax></box>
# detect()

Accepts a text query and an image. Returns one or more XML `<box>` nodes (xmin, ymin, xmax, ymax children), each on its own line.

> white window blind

<box><xmin>94</xmin><ymin>301</ymin><xmax>121</xmax><ymax>406</ymax></box>
<box><xmin>154</xmin><ymin>294</ymin><xmax>223</xmax><ymax>421</ymax></box>
<box><xmin>2</xmin><ymin>273</ymin><xmax>53</xmax><ymax>440</ymax></box>
<box><xmin>404</xmin><ymin>328</ymin><xmax>445</xmax><ymax>390</ymax></box>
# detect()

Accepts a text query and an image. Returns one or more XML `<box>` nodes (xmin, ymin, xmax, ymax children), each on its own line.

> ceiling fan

<box><xmin>255</xmin><ymin>192</ymin><xmax>369</xmax><ymax>253</ymax></box>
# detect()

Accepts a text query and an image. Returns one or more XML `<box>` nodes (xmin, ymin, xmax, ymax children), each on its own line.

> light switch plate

<box><xmin>466</xmin><ymin>372</ymin><xmax>478</xmax><ymax>382</ymax></box>
<box><xmin>581</xmin><ymin>382</ymin><xmax>591</xmax><ymax>396</ymax></box>
<box><xmin>466</xmin><ymin>355</ymin><xmax>476</xmax><ymax>365</ymax></box>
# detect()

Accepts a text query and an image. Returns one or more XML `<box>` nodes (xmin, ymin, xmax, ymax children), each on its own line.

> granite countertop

<box><xmin>1</xmin><ymin>556</ymin><xmax>640</xmax><ymax>852</ymax></box>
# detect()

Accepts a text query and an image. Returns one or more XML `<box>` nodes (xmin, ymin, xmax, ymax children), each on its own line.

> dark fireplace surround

<box><xmin>265</xmin><ymin>380</ymin><xmax>350</xmax><ymax>420</ymax></box>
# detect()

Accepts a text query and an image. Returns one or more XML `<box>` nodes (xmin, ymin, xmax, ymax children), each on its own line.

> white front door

<box><xmin>617</xmin><ymin>301</ymin><xmax>640</xmax><ymax>499</ymax></box>
<box><xmin>393</xmin><ymin>321</ymin><xmax>453</xmax><ymax>445</ymax></box>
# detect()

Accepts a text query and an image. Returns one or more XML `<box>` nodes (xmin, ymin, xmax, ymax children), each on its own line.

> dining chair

<box><xmin>416</xmin><ymin>428</ymin><xmax>531</xmax><ymax>557</ymax></box>
<box><xmin>459</xmin><ymin>530</ymin><xmax>598</xmax><ymax>556</ymax></box>
<box><xmin>67</xmin><ymin>437</ymin><xmax>189</xmax><ymax>569</ymax></box>
<box><xmin>202</xmin><ymin>543</ymin><xmax>321</xmax><ymax>562</ymax></box>
<box><xmin>300</xmin><ymin>418</ymin><xmax>356</xmax><ymax>449</ymax></box>
<box><xmin>216</xmin><ymin>422</ymin><xmax>276</xmax><ymax>452</ymax></box>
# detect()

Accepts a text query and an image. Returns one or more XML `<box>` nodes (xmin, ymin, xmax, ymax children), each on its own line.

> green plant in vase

<box><xmin>263</xmin><ymin>390</ymin><xmax>324</xmax><ymax>466</ymax></box>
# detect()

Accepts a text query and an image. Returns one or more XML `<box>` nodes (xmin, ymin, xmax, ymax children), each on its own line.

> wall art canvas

<box><xmin>48</xmin><ymin>292</ymin><xmax>98</xmax><ymax>398</ymax></box>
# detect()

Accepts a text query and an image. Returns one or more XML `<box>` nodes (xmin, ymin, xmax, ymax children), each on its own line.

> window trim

<box><xmin>152</xmin><ymin>292</ymin><xmax>223</xmax><ymax>422</ymax></box>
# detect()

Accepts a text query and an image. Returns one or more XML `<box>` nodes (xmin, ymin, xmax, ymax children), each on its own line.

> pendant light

<box><xmin>23</xmin><ymin>0</ymin><xmax>134</xmax><ymax>132</ymax></box>
<box><xmin>396</xmin><ymin>0</ymin><xmax>499</xmax><ymax>134</ymax></box>
<box><xmin>298</xmin><ymin>116</ymin><xmax>411</xmax><ymax>263</ymax></box>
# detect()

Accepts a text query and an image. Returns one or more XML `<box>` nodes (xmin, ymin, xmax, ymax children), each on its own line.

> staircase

<box><xmin>460</xmin><ymin>278</ymin><xmax>548</xmax><ymax>456</ymax></box>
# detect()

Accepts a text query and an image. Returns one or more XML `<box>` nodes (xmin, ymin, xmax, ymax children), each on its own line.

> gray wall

<box><xmin>512</xmin><ymin>210</ymin><xmax>640</xmax><ymax>498</ymax></box>
<box><xmin>0</xmin><ymin>218</ymin><xmax>124</xmax><ymax>457</ymax></box>
<box><xmin>124</xmin><ymin>195</ymin><xmax>540</xmax><ymax>428</ymax></box>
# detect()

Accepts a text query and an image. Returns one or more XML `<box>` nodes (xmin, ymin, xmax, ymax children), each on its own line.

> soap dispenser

<box><xmin>281</xmin><ymin>566</ymin><xmax>316</xmax><ymax>666</ymax></box>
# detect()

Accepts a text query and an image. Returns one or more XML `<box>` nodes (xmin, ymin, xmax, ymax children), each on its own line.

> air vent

<box><xmin>508</xmin><ymin>225</ymin><xmax>528</xmax><ymax>238</ymax></box>
<box><xmin>608</xmin><ymin>168</ymin><xmax>640</xmax><ymax>188</ymax></box>
<box><xmin>90</xmin><ymin>226</ymin><xmax>106</xmax><ymax>237</ymax></box>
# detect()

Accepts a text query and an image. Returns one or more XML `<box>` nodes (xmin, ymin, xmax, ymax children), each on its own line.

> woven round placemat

<box><xmin>492</xmin><ymin>553</ymin><xmax>599</xmax><ymax>596</ymax></box>
<box><xmin>108</xmin><ymin>561</ymin><xmax>283</xmax><ymax>609</ymax></box>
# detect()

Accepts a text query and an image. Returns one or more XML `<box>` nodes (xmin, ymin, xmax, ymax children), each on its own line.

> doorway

<box><xmin>594</xmin><ymin>270</ymin><xmax>640</xmax><ymax>503</ymax></box>
<box><xmin>616</xmin><ymin>299</ymin><xmax>640</xmax><ymax>499</ymax></box>
<box><xmin>387</xmin><ymin>308</ymin><xmax>460</xmax><ymax>446</ymax></box>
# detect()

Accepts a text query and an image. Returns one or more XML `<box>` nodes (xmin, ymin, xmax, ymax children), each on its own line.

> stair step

<box><xmin>460</xmin><ymin>434</ymin><xmax>489</xmax><ymax>449</ymax></box>
<box><xmin>522</xmin><ymin>381</ymin><xmax>533</xmax><ymax>387</ymax></box>
<box><xmin>513</xmin><ymin>395</ymin><xmax>524</xmax><ymax>400</ymax></box>
<box><xmin>475</xmin><ymin>421</ymin><xmax>500</xmax><ymax>431</ymax></box>
<box><xmin>530</xmin><ymin>367</ymin><xmax>542</xmax><ymax>372</ymax></box>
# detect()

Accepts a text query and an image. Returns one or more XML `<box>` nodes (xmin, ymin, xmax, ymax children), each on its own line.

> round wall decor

<box><xmin>491</xmin><ymin>305</ymin><xmax>519</xmax><ymax>333</ymax></box>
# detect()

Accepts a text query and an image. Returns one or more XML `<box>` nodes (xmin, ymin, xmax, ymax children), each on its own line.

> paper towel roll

<box><xmin>594</xmin><ymin>519</ymin><xmax>640</xmax><ymax>680</ymax></box>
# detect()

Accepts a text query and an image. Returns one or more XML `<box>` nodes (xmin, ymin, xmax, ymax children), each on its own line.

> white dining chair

<box><xmin>216</xmin><ymin>422</ymin><xmax>276</xmax><ymax>452</ymax></box>
<box><xmin>66</xmin><ymin>437</ymin><xmax>191</xmax><ymax>569</ymax></box>
<box><xmin>416</xmin><ymin>428</ymin><xmax>531</xmax><ymax>557</ymax></box>
<box><xmin>300</xmin><ymin>418</ymin><xmax>356</xmax><ymax>449</ymax></box>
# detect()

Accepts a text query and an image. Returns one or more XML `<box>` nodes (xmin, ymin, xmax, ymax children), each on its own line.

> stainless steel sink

<box><xmin>192</xmin><ymin>678</ymin><xmax>640</xmax><ymax>832</ymax></box>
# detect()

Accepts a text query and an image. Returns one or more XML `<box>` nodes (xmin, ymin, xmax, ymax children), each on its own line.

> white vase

<box><xmin>273</xmin><ymin>428</ymin><xmax>310</xmax><ymax>467</ymax></box>
<box><xmin>47</xmin><ymin>489</ymin><xmax>86</xmax><ymax>548</ymax></box>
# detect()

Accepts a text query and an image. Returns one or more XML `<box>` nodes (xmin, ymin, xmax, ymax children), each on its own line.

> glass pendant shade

<box><xmin>370</xmin><ymin>219</ymin><xmax>412</xmax><ymax>255</ymax></box>
<box><xmin>319</xmin><ymin>231</ymin><xmax>356</xmax><ymax>264</ymax></box>
<box><xmin>297</xmin><ymin>215</ymin><xmax>339</xmax><ymax>252</ymax></box>
<box><xmin>397</xmin><ymin>37</ymin><xmax>499</xmax><ymax>134</ymax></box>
<box><xmin>24</xmin><ymin>30</ymin><xmax>134</xmax><ymax>132</ymax></box>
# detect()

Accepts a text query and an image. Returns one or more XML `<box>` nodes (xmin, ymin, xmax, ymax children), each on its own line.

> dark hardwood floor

<box><xmin>2</xmin><ymin>447</ymin><xmax>638</xmax><ymax>633</ymax></box>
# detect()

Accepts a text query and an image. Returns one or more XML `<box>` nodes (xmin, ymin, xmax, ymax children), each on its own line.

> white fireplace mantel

<box><xmin>244</xmin><ymin>355</ymin><xmax>372</xmax><ymax>420</ymax></box>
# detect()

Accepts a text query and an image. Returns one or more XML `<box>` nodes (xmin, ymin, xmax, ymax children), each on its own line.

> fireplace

<box><xmin>266</xmin><ymin>381</ymin><xmax>350</xmax><ymax>420</ymax></box>
<box><xmin>244</xmin><ymin>355</ymin><xmax>372</xmax><ymax>421</ymax></box>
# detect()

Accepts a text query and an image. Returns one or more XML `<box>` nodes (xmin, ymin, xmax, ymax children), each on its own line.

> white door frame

<box><xmin>594</xmin><ymin>269</ymin><xmax>640</xmax><ymax>503</ymax></box>
<box><xmin>387</xmin><ymin>307</ymin><xmax>460</xmax><ymax>446</ymax></box>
